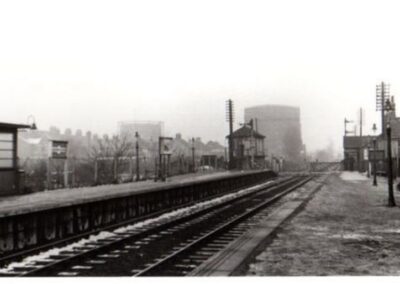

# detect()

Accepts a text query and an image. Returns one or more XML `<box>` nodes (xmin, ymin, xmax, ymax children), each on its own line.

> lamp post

<box><xmin>27</xmin><ymin>115</ymin><xmax>37</xmax><ymax>130</ymax></box>
<box><xmin>367</xmin><ymin>143</ymin><xmax>371</xmax><ymax>178</ymax></box>
<box><xmin>191</xmin><ymin>138</ymin><xmax>195</xmax><ymax>173</ymax></box>
<box><xmin>143</xmin><ymin>155</ymin><xmax>147</xmax><ymax>180</ymax></box>
<box><xmin>384</xmin><ymin>97</ymin><xmax>396</xmax><ymax>206</ymax></box>
<box><xmin>373</xmin><ymin>138</ymin><xmax>377</xmax><ymax>186</ymax></box>
<box><xmin>387</xmin><ymin>123</ymin><xmax>396</xmax><ymax>206</ymax></box>
<box><xmin>372</xmin><ymin>123</ymin><xmax>377</xmax><ymax>186</ymax></box>
<box><xmin>135</xmin><ymin>132</ymin><xmax>140</xmax><ymax>182</ymax></box>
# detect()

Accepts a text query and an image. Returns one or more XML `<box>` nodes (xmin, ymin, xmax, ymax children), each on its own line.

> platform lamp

<box><xmin>135</xmin><ymin>131</ymin><xmax>140</xmax><ymax>182</ymax></box>
<box><xmin>27</xmin><ymin>115</ymin><xmax>37</xmax><ymax>130</ymax></box>
<box><xmin>372</xmin><ymin>123</ymin><xmax>377</xmax><ymax>186</ymax></box>
<box><xmin>384</xmin><ymin>98</ymin><xmax>396</xmax><ymax>207</ymax></box>
<box><xmin>191</xmin><ymin>138</ymin><xmax>195</xmax><ymax>173</ymax></box>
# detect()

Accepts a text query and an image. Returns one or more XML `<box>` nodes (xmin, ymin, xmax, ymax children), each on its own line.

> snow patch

<box><xmin>340</xmin><ymin>171</ymin><xmax>368</xmax><ymax>181</ymax></box>
<box><xmin>0</xmin><ymin>179</ymin><xmax>276</xmax><ymax>274</ymax></box>
<box><xmin>378</xmin><ymin>229</ymin><xmax>400</xmax><ymax>234</ymax></box>
<box><xmin>330</xmin><ymin>233</ymin><xmax>383</xmax><ymax>240</ymax></box>
<box><xmin>0</xmin><ymin>231</ymin><xmax>115</xmax><ymax>273</ymax></box>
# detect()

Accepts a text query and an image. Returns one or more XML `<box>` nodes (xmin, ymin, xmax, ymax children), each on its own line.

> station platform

<box><xmin>246</xmin><ymin>172</ymin><xmax>400</xmax><ymax>276</ymax></box>
<box><xmin>0</xmin><ymin>170</ymin><xmax>240</xmax><ymax>218</ymax></box>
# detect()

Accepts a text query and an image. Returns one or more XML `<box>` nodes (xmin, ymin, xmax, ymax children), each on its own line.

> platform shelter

<box><xmin>0</xmin><ymin>122</ymin><xmax>32</xmax><ymax>196</ymax></box>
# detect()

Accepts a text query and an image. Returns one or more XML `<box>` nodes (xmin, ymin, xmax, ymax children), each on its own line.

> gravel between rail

<box><xmin>0</xmin><ymin>175</ymin><xmax>297</xmax><ymax>276</ymax></box>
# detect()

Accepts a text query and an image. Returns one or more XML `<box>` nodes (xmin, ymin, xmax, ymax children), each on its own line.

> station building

<box><xmin>343</xmin><ymin>135</ymin><xmax>377</xmax><ymax>172</ymax></box>
<box><xmin>343</xmin><ymin>111</ymin><xmax>400</xmax><ymax>175</ymax></box>
<box><xmin>0</xmin><ymin>122</ymin><xmax>33</xmax><ymax>196</ymax></box>
<box><xmin>226</xmin><ymin>124</ymin><xmax>266</xmax><ymax>170</ymax></box>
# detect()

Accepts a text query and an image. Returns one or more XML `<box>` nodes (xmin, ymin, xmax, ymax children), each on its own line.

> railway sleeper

<box><xmin>58</xmin><ymin>271</ymin><xmax>79</xmax><ymax>276</ymax></box>
<box><xmin>85</xmin><ymin>260</ymin><xmax>106</xmax><ymax>264</ymax></box>
<box><xmin>0</xmin><ymin>170</ymin><xmax>277</xmax><ymax>260</ymax></box>
<box><xmin>2</xmin><ymin>172</ymin><xmax>287</xmax><ymax>275</ymax></box>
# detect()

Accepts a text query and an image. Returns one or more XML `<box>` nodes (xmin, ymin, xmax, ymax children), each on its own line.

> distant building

<box><xmin>226</xmin><ymin>124</ymin><xmax>266</xmax><ymax>170</ymax></box>
<box><xmin>18</xmin><ymin>127</ymin><xmax>93</xmax><ymax>160</ymax></box>
<box><xmin>118</xmin><ymin>121</ymin><xmax>164</xmax><ymax>142</ymax></box>
<box><xmin>343</xmin><ymin>110</ymin><xmax>399</xmax><ymax>173</ymax></box>
<box><xmin>244</xmin><ymin>105</ymin><xmax>303</xmax><ymax>161</ymax></box>
<box><xmin>343</xmin><ymin>135</ymin><xmax>376</xmax><ymax>172</ymax></box>
<box><xmin>170</xmin><ymin>134</ymin><xmax>225</xmax><ymax>159</ymax></box>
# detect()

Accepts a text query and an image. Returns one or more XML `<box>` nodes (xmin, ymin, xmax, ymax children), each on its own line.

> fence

<box><xmin>19</xmin><ymin>154</ymin><xmax>226</xmax><ymax>193</ymax></box>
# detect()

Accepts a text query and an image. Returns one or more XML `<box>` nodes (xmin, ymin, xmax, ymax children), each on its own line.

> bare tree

<box><xmin>88</xmin><ymin>134</ymin><xmax>134</xmax><ymax>184</ymax></box>
<box><xmin>110</xmin><ymin>134</ymin><xmax>134</xmax><ymax>183</ymax></box>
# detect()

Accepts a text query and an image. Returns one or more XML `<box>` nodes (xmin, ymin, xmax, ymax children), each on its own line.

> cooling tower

<box><xmin>244</xmin><ymin>105</ymin><xmax>303</xmax><ymax>160</ymax></box>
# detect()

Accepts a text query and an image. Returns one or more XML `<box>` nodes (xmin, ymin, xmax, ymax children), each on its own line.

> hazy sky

<box><xmin>2</xmin><ymin>0</ymin><xmax>400</xmax><ymax>156</ymax></box>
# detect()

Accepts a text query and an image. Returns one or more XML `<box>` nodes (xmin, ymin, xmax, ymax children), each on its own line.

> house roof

<box><xmin>343</xmin><ymin>135</ymin><xmax>376</xmax><ymax>149</ymax></box>
<box><xmin>0</xmin><ymin>122</ymin><xmax>31</xmax><ymax>130</ymax></box>
<box><xmin>226</xmin><ymin>126</ymin><xmax>265</xmax><ymax>139</ymax></box>
<box><xmin>20</xmin><ymin>130</ymin><xmax>64</xmax><ymax>141</ymax></box>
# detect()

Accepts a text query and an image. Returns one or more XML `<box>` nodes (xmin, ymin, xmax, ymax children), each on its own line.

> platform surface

<box><xmin>246</xmin><ymin>172</ymin><xmax>400</xmax><ymax>276</ymax></box>
<box><xmin>0</xmin><ymin>170</ymin><xmax>244</xmax><ymax>217</ymax></box>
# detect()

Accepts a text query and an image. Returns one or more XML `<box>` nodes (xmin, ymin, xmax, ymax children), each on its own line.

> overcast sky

<box><xmin>1</xmin><ymin>0</ymin><xmax>400</xmax><ymax>156</ymax></box>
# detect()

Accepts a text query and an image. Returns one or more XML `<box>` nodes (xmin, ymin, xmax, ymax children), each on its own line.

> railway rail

<box><xmin>0</xmin><ymin>170</ymin><xmax>276</xmax><ymax>262</ymax></box>
<box><xmin>0</xmin><ymin>174</ymin><xmax>312</xmax><ymax>276</ymax></box>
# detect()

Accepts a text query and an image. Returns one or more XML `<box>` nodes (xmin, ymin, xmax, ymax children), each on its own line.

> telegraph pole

<box><xmin>226</xmin><ymin>99</ymin><xmax>234</xmax><ymax>170</ymax></box>
<box><xmin>377</xmin><ymin>82</ymin><xmax>390</xmax><ymax>138</ymax></box>
<box><xmin>381</xmin><ymin>82</ymin><xmax>385</xmax><ymax>138</ymax></box>
<box><xmin>344</xmin><ymin>118</ymin><xmax>354</xmax><ymax>136</ymax></box>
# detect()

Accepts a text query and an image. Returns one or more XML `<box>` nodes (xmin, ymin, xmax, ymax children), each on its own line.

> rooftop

<box><xmin>227</xmin><ymin>125</ymin><xmax>265</xmax><ymax>139</ymax></box>
<box><xmin>0</xmin><ymin>122</ymin><xmax>31</xmax><ymax>130</ymax></box>
<box><xmin>343</xmin><ymin>135</ymin><xmax>376</xmax><ymax>149</ymax></box>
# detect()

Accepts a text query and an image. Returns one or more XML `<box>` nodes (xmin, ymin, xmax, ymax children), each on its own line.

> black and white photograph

<box><xmin>1</xmin><ymin>0</ymin><xmax>400</xmax><ymax>280</ymax></box>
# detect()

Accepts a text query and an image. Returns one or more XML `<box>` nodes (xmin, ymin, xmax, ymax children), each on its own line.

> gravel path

<box><xmin>246</xmin><ymin>172</ymin><xmax>400</xmax><ymax>276</ymax></box>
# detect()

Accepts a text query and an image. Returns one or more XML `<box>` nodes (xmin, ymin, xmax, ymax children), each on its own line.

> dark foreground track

<box><xmin>1</xmin><ymin>175</ymin><xmax>311</xmax><ymax>276</ymax></box>
<box><xmin>134</xmin><ymin>175</ymin><xmax>312</xmax><ymax>276</ymax></box>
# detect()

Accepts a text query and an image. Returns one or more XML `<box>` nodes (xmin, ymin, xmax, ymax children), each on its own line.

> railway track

<box><xmin>0</xmin><ymin>174</ymin><xmax>311</xmax><ymax>277</ymax></box>
<box><xmin>0</xmin><ymin>172</ymin><xmax>276</xmax><ymax>267</ymax></box>
<box><xmin>134</xmin><ymin>175</ymin><xmax>312</xmax><ymax>276</ymax></box>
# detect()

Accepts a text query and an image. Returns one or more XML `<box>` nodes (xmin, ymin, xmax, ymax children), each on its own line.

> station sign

<box><xmin>50</xmin><ymin>140</ymin><xmax>68</xmax><ymax>159</ymax></box>
<box><xmin>160</xmin><ymin>137</ymin><xmax>173</xmax><ymax>155</ymax></box>
<box><xmin>368</xmin><ymin>150</ymin><xmax>384</xmax><ymax>161</ymax></box>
